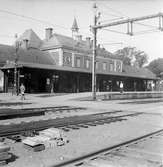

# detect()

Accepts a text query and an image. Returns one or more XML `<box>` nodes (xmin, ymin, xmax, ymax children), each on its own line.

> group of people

<box><xmin>18</xmin><ymin>81</ymin><xmax>156</xmax><ymax>98</ymax></box>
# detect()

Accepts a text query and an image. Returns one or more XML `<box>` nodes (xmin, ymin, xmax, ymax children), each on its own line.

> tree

<box><xmin>147</xmin><ymin>58</ymin><xmax>163</xmax><ymax>76</ymax></box>
<box><xmin>114</xmin><ymin>47</ymin><xmax>148</xmax><ymax>68</ymax></box>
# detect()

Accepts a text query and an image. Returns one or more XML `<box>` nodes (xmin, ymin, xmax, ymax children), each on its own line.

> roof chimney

<box><xmin>45</xmin><ymin>28</ymin><xmax>53</xmax><ymax>40</ymax></box>
<box><xmin>86</xmin><ymin>37</ymin><xmax>91</xmax><ymax>48</ymax></box>
<box><xmin>90</xmin><ymin>39</ymin><xmax>93</xmax><ymax>48</ymax></box>
<box><xmin>22</xmin><ymin>39</ymin><xmax>28</xmax><ymax>49</ymax></box>
<box><xmin>77</xmin><ymin>35</ymin><xmax>82</xmax><ymax>41</ymax></box>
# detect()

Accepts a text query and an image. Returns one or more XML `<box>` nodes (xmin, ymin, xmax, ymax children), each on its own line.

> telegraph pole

<box><xmin>91</xmin><ymin>7</ymin><xmax>163</xmax><ymax>100</ymax></box>
<box><xmin>94</xmin><ymin>13</ymin><xmax>163</xmax><ymax>30</ymax></box>
<box><xmin>92</xmin><ymin>3</ymin><xmax>97</xmax><ymax>100</ymax></box>
<box><xmin>14</xmin><ymin>34</ymin><xmax>19</xmax><ymax>95</ymax></box>
<box><xmin>14</xmin><ymin>58</ymin><xmax>17</xmax><ymax>95</ymax></box>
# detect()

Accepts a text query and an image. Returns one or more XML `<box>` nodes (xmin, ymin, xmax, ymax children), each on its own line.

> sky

<box><xmin>0</xmin><ymin>0</ymin><xmax>163</xmax><ymax>64</ymax></box>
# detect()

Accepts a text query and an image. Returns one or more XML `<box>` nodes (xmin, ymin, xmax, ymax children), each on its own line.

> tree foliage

<box><xmin>114</xmin><ymin>47</ymin><xmax>148</xmax><ymax>68</ymax></box>
<box><xmin>147</xmin><ymin>58</ymin><xmax>163</xmax><ymax>76</ymax></box>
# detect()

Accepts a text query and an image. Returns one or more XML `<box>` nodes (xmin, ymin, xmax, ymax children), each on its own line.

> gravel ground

<box><xmin>0</xmin><ymin>92</ymin><xmax>162</xmax><ymax>167</ymax></box>
<box><xmin>2</xmin><ymin>113</ymin><xmax>163</xmax><ymax>167</ymax></box>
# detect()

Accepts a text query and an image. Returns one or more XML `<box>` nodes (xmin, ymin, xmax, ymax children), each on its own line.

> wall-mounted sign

<box><xmin>20</xmin><ymin>75</ymin><xmax>24</xmax><ymax>77</ymax></box>
<box><xmin>46</xmin><ymin>78</ymin><xmax>50</xmax><ymax>85</ymax></box>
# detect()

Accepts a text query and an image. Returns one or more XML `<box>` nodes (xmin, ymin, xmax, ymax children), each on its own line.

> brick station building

<box><xmin>0</xmin><ymin>19</ymin><xmax>157</xmax><ymax>93</ymax></box>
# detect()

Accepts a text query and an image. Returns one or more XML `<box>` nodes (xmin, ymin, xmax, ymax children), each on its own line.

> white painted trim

<box><xmin>114</xmin><ymin>60</ymin><xmax>116</xmax><ymax>72</ymax></box>
<box><xmin>59</xmin><ymin>49</ymin><xmax>63</xmax><ymax>66</ymax></box>
<box><xmin>72</xmin><ymin>53</ymin><xmax>75</xmax><ymax>67</ymax></box>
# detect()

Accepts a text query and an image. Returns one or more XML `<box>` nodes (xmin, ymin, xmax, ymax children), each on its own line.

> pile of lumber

<box><xmin>39</xmin><ymin>128</ymin><xmax>68</xmax><ymax>147</ymax></box>
<box><xmin>22</xmin><ymin>136</ymin><xmax>46</xmax><ymax>152</ymax></box>
<box><xmin>22</xmin><ymin>128</ymin><xmax>68</xmax><ymax>151</ymax></box>
<box><xmin>0</xmin><ymin>142</ymin><xmax>11</xmax><ymax>165</ymax></box>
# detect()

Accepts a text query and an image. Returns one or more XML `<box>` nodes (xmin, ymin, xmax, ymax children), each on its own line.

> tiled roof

<box><xmin>41</xmin><ymin>33</ymin><xmax>115</xmax><ymax>59</ymax></box>
<box><xmin>0</xmin><ymin>44</ymin><xmax>55</xmax><ymax>65</ymax></box>
<box><xmin>13</xmin><ymin>29</ymin><xmax>118</xmax><ymax>60</ymax></box>
<box><xmin>17</xmin><ymin>29</ymin><xmax>42</xmax><ymax>49</ymax></box>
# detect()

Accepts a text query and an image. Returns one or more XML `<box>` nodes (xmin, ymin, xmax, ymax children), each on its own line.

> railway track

<box><xmin>119</xmin><ymin>99</ymin><xmax>163</xmax><ymax>104</ymax></box>
<box><xmin>0</xmin><ymin>106</ymin><xmax>86</xmax><ymax>120</ymax></box>
<box><xmin>50</xmin><ymin>129</ymin><xmax>163</xmax><ymax>167</ymax></box>
<box><xmin>0</xmin><ymin>110</ymin><xmax>142</xmax><ymax>137</ymax></box>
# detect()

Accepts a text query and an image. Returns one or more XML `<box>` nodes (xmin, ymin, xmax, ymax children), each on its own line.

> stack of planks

<box><xmin>0</xmin><ymin>142</ymin><xmax>11</xmax><ymax>165</ymax></box>
<box><xmin>22</xmin><ymin>128</ymin><xmax>68</xmax><ymax>151</ymax></box>
<box><xmin>22</xmin><ymin>137</ymin><xmax>45</xmax><ymax>152</ymax></box>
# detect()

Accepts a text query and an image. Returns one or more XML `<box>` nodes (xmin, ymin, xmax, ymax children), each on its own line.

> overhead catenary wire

<box><xmin>134</xmin><ymin>29</ymin><xmax>160</xmax><ymax>35</ymax></box>
<box><xmin>102</xmin><ymin>28</ymin><xmax>127</xmax><ymax>35</ymax></box>
<box><xmin>101</xmin><ymin>42</ymin><xmax>123</xmax><ymax>45</ymax></box>
<box><xmin>0</xmin><ymin>8</ymin><xmax>93</xmax><ymax>40</ymax></box>
<box><xmin>134</xmin><ymin>22</ymin><xmax>158</xmax><ymax>29</ymax></box>
<box><xmin>102</xmin><ymin>27</ymin><xmax>161</xmax><ymax>36</ymax></box>
<box><xmin>98</xmin><ymin>1</ymin><xmax>129</xmax><ymax>18</ymax></box>
<box><xmin>100</xmin><ymin>17</ymin><xmax>124</xmax><ymax>24</ymax></box>
<box><xmin>97</xmin><ymin>1</ymin><xmax>162</xmax><ymax>35</ymax></box>
<box><xmin>97</xmin><ymin>4</ymin><xmax>124</xmax><ymax>23</ymax></box>
<box><xmin>0</xmin><ymin>9</ymin><xmax>69</xmax><ymax>30</ymax></box>
<box><xmin>100</xmin><ymin>10</ymin><xmax>124</xmax><ymax>19</ymax></box>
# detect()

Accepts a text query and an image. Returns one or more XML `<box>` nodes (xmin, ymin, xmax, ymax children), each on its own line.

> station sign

<box><xmin>20</xmin><ymin>75</ymin><xmax>24</xmax><ymax>77</ymax></box>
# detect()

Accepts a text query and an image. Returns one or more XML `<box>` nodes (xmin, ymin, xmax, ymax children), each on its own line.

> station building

<box><xmin>0</xmin><ymin>19</ymin><xmax>157</xmax><ymax>93</ymax></box>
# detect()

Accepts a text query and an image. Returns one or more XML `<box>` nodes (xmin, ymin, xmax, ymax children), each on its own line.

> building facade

<box><xmin>1</xmin><ymin>19</ymin><xmax>157</xmax><ymax>93</ymax></box>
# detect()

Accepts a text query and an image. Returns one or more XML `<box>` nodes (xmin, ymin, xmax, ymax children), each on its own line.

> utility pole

<box><xmin>92</xmin><ymin>3</ymin><xmax>97</xmax><ymax>100</ymax></box>
<box><xmin>91</xmin><ymin>7</ymin><xmax>163</xmax><ymax>100</ymax></box>
<box><xmin>14</xmin><ymin>34</ymin><xmax>19</xmax><ymax>96</ymax></box>
<box><xmin>94</xmin><ymin>13</ymin><xmax>163</xmax><ymax>30</ymax></box>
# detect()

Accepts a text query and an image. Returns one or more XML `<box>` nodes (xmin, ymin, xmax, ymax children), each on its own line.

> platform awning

<box><xmin>1</xmin><ymin>61</ymin><xmax>157</xmax><ymax>80</ymax></box>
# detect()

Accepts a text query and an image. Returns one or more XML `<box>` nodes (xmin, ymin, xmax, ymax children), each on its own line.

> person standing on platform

<box><xmin>20</xmin><ymin>83</ymin><xmax>25</xmax><ymax>100</ymax></box>
<box><xmin>120</xmin><ymin>81</ymin><xmax>124</xmax><ymax>93</ymax></box>
<box><xmin>151</xmin><ymin>82</ymin><xmax>155</xmax><ymax>91</ymax></box>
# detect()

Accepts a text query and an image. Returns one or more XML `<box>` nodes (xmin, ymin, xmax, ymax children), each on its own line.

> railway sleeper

<box><xmin>60</xmin><ymin>128</ymin><xmax>70</xmax><ymax>132</ymax></box>
<box><xmin>95</xmin><ymin>121</ymin><xmax>104</xmax><ymax>125</ymax></box>
<box><xmin>76</xmin><ymin>124</ymin><xmax>89</xmax><ymax>128</ymax></box>
<box><xmin>84</xmin><ymin>123</ymin><xmax>97</xmax><ymax>126</ymax></box>
<box><xmin>110</xmin><ymin>149</ymin><xmax>163</xmax><ymax>165</ymax></box>
<box><xmin>65</xmin><ymin>126</ymin><xmax>80</xmax><ymax>130</ymax></box>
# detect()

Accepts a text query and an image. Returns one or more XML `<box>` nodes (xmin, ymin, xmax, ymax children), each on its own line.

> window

<box><xmin>116</xmin><ymin>61</ymin><xmax>122</xmax><ymax>72</ymax></box>
<box><xmin>86</xmin><ymin>59</ymin><xmax>90</xmax><ymax>68</ymax></box>
<box><xmin>103</xmin><ymin>62</ymin><xmax>107</xmax><ymax>70</ymax></box>
<box><xmin>63</xmin><ymin>52</ymin><xmax>72</xmax><ymax>66</ymax></box>
<box><xmin>76</xmin><ymin>57</ymin><xmax>81</xmax><ymax>68</ymax></box>
<box><xmin>66</xmin><ymin>56</ymin><xmax>71</xmax><ymax>63</ymax></box>
<box><xmin>117</xmin><ymin>64</ymin><xmax>121</xmax><ymax>72</ymax></box>
<box><xmin>51</xmin><ymin>52</ymin><xmax>59</xmax><ymax>65</ymax></box>
<box><xmin>110</xmin><ymin>64</ymin><xmax>113</xmax><ymax>71</ymax></box>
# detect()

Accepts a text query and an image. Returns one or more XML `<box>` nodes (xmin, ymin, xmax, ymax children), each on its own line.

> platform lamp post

<box><xmin>14</xmin><ymin>34</ymin><xmax>20</xmax><ymax>95</ymax></box>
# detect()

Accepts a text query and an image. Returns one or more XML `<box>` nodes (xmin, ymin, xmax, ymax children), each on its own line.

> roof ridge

<box><xmin>53</xmin><ymin>33</ymin><xmax>74</xmax><ymax>40</ymax></box>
